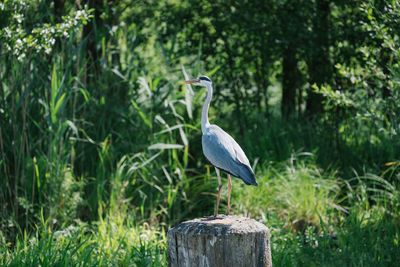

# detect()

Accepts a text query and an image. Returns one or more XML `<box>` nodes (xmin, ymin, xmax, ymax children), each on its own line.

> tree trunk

<box><xmin>306</xmin><ymin>0</ymin><xmax>331</xmax><ymax>116</ymax></box>
<box><xmin>83</xmin><ymin>0</ymin><xmax>102</xmax><ymax>75</ymax></box>
<box><xmin>54</xmin><ymin>0</ymin><xmax>65</xmax><ymax>21</ymax></box>
<box><xmin>281</xmin><ymin>45</ymin><xmax>298</xmax><ymax>118</ymax></box>
<box><xmin>168</xmin><ymin>215</ymin><xmax>272</xmax><ymax>267</ymax></box>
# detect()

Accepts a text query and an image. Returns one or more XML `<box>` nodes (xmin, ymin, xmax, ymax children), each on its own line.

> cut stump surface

<box><xmin>167</xmin><ymin>215</ymin><xmax>272</xmax><ymax>267</ymax></box>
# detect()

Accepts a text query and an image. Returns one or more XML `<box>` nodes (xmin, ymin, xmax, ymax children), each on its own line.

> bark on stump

<box><xmin>167</xmin><ymin>215</ymin><xmax>272</xmax><ymax>267</ymax></box>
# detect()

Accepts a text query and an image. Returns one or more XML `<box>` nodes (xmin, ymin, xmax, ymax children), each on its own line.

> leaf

<box><xmin>79</xmin><ymin>89</ymin><xmax>90</xmax><ymax>103</ymax></box>
<box><xmin>151</xmin><ymin>76</ymin><xmax>162</xmax><ymax>90</ymax></box>
<box><xmin>155</xmin><ymin>115</ymin><xmax>169</xmax><ymax>127</ymax></box>
<box><xmin>51</xmin><ymin>65</ymin><xmax>58</xmax><ymax>107</ymax></box>
<box><xmin>205</xmin><ymin>65</ymin><xmax>221</xmax><ymax>77</ymax></box>
<box><xmin>154</xmin><ymin>124</ymin><xmax>184</xmax><ymax>135</ymax></box>
<box><xmin>162</xmin><ymin>166</ymin><xmax>173</xmax><ymax>184</ymax></box>
<box><xmin>66</xmin><ymin>120</ymin><xmax>79</xmax><ymax>137</ymax></box>
<box><xmin>138</xmin><ymin>77</ymin><xmax>151</xmax><ymax>97</ymax></box>
<box><xmin>131</xmin><ymin>99</ymin><xmax>151</xmax><ymax>128</ymax></box>
<box><xmin>52</xmin><ymin>92</ymin><xmax>66</xmax><ymax>123</ymax></box>
<box><xmin>169</xmin><ymin>102</ymin><xmax>184</xmax><ymax>120</ymax></box>
<box><xmin>140</xmin><ymin>152</ymin><xmax>161</xmax><ymax>167</ymax></box>
<box><xmin>182</xmin><ymin>65</ymin><xmax>194</xmax><ymax>119</ymax></box>
<box><xmin>148</xmin><ymin>143</ymin><xmax>184</xmax><ymax>150</ymax></box>
<box><xmin>183</xmin><ymin>146</ymin><xmax>189</xmax><ymax>168</ymax></box>
<box><xmin>179</xmin><ymin>127</ymin><xmax>188</xmax><ymax>146</ymax></box>
<box><xmin>112</xmin><ymin>68</ymin><xmax>126</xmax><ymax>80</ymax></box>
<box><xmin>33</xmin><ymin>157</ymin><xmax>40</xmax><ymax>189</ymax></box>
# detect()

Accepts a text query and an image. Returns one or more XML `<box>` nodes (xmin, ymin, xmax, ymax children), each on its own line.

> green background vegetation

<box><xmin>1</xmin><ymin>0</ymin><xmax>400</xmax><ymax>265</ymax></box>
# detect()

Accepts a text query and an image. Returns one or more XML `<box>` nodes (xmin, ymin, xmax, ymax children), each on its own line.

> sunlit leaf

<box><xmin>52</xmin><ymin>92</ymin><xmax>66</xmax><ymax>123</ymax></box>
<box><xmin>131</xmin><ymin>99</ymin><xmax>152</xmax><ymax>128</ymax></box>
<box><xmin>66</xmin><ymin>120</ymin><xmax>79</xmax><ymax>137</ymax></box>
<box><xmin>179</xmin><ymin>127</ymin><xmax>188</xmax><ymax>146</ymax></box>
<box><xmin>148</xmin><ymin>143</ymin><xmax>184</xmax><ymax>150</ymax></box>
<box><xmin>182</xmin><ymin>65</ymin><xmax>194</xmax><ymax>119</ymax></box>
<box><xmin>138</xmin><ymin>76</ymin><xmax>151</xmax><ymax>97</ymax></box>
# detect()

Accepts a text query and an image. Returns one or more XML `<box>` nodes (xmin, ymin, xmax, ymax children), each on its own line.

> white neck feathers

<box><xmin>201</xmin><ymin>83</ymin><xmax>212</xmax><ymax>134</ymax></box>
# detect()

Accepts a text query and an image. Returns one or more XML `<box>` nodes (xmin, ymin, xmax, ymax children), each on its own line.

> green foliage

<box><xmin>235</xmin><ymin>154</ymin><xmax>341</xmax><ymax>230</ymax></box>
<box><xmin>272</xmin><ymin>170</ymin><xmax>400</xmax><ymax>266</ymax></box>
<box><xmin>0</xmin><ymin>217</ymin><xmax>166</xmax><ymax>266</ymax></box>
<box><xmin>0</xmin><ymin>0</ymin><xmax>93</xmax><ymax>60</ymax></box>
<box><xmin>1</xmin><ymin>0</ymin><xmax>400</xmax><ymax>266</ymax></box>
<box><xmin>272</xmin><ymin>209</ymin><xmax>400</xmax><ymax>266</ymax></box>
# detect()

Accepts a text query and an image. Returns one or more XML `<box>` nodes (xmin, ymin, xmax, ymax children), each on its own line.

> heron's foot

<box><xmin>201</xmin><ymin>214</ymin><xmax>225</xmax><ymax>221</ymax></box>
<box><xmin>201</xmin><ymin>215</ymin><xmax>216</xmax><ymax>221</ymax></box>
<box><xmin>225</xmin><ymin>211</ymin><xmax>230</xmax><ymax>216</ymax></box>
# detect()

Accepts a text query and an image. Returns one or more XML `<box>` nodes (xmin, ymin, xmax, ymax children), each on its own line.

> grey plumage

<box><xmin>202</xmin><ymin>125</ymin><xmax>257</xmax><ymax>186</ymax></box>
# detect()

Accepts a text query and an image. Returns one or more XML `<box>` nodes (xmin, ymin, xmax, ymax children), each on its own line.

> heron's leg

<box><xmin>226</xmin><ymin>174</ymin><xmax>232</xmax><ymax>215</ymax></box>
<box><xmin>214</xmin><ymin>168</ymin><xmax>222</xmax><ymax>218</ymax></box>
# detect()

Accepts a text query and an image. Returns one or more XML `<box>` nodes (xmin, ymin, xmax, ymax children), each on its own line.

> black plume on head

<box><xmin>199</xmin><ymin>76</ymin><xmax>211</xmax><ymax>82</ymax></box>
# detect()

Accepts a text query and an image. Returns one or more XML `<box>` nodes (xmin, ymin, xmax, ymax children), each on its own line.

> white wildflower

<box><xmin>16</xmin><ymin>27</ymin><xmax>24</xmax><ymax>34</ymax></box>
<box><xmin>18</xmin><ymin>53</ymin><xmax>26</xmax><ymax>61</ymax></box>
<box><xmin>4</xmin><ymin>27</ymin><xmax>12</xmax><ymax>38</ymax></box>
<box><xmin>14</xmin><ymin>13</ymin><xmax>24</xmax><ymax>24</ymax></box>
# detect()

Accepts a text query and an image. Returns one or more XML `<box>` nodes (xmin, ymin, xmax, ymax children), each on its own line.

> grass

<box><xmin>1</xmin><ymin>213</ymin><xmax>167</xmax><ymax>266</ymax></box>
<box><xmin>272</xmin><ymin>210</ymin><xmax>400</xmax><ymax>266</ymax></box>
<box><xmin>1</xmin><ymin>159</ymin><xmax>399</xmax><ymax>266</ymax></box>
<box><xmin>234</xmin><ymin>154</ymin><xmax>341</xmax><ymax>229</ymax></box>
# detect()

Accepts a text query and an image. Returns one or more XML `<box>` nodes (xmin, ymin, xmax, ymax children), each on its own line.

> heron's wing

<box><xmin>202</xmin><ymin>125</ymin><xmax>251</xmax><ymax>176</ymax></box>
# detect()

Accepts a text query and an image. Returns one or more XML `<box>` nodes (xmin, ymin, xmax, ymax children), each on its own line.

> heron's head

<box><xmin>183</xmin><ymin>76</ymin><xmax>212</xmax><ymax>87</ymax></box>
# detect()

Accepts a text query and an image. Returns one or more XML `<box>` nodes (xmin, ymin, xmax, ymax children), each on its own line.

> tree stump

<box><xmin>167</xmin><ymin>215</ymin><xmax>272</xmax><ymax>267</ymax></box>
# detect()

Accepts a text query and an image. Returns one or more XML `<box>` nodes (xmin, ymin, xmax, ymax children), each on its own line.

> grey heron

<box><xmin>184</xmin><ymin>76</ymin><xmax>258</xmax><ymax>218</ymax></box>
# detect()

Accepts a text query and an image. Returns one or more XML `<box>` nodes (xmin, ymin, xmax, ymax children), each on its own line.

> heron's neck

<box><xmin>201</xmin><ymin>83</ymin><xmax>212</xmax><ymax>134</ymax></box>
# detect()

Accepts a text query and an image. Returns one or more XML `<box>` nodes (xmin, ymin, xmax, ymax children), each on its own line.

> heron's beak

<box><xmin>183</xmin><ymin>79</ymin><xmax>199</xmax><ymax>84</ymax></box>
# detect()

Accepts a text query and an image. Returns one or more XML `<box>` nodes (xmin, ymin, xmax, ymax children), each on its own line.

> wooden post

<box><xmin>167</xmin><ymin>215</ymin><xmax>272</xmax><ymax>267</ymax></box>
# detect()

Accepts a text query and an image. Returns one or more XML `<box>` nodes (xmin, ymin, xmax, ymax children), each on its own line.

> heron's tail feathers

<box><xmin>238</xmin><ymin>164</ymin><xmax>258</xmax><ymax>186</ymax></box>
